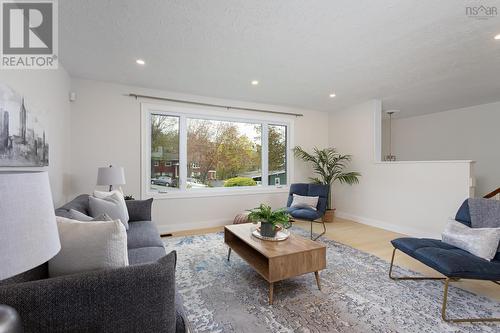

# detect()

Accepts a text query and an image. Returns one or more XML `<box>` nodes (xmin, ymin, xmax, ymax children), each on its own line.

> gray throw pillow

<box><xmin>125</xmin><ymin>198</ymin><xmax>153</xmax><ymax>222</ymax></box>
<box><xmin>93</xmin><ymin>190</ymin><xmax>130</xmax><ymax>223</ymax></box>
<box><xmin>89</xmin><ymin>194</ymin><xmax>129</xmax><ymax>230</ymax></box>
<box><xmin>69</xmin><ymin>209</ymin><xmax>112</xmax><ymax>222</ymax></box>
<box><xmin>468</xmin><ymin>198</ymin><xmax>500</xmax><ymax>228</ymax></box>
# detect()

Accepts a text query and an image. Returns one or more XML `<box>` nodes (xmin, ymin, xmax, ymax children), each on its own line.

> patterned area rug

<box><xmin>163</xmin><ymin>228</ymin><xmax>500</xmax><ymax>333</ymax></box>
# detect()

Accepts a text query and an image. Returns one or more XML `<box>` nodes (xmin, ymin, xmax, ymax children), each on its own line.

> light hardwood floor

<box><xmin>169</xmin><ymin>217</ymin><xmax>500</xmax><ymax>301</ymax></box>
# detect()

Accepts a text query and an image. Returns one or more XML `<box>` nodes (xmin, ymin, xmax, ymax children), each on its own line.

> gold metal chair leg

<box><xmin>388</xmin><ymin>248</ymin><xmax>397</xmax><ymax>279</ymax></box>
<box><xmin>390</xmin><ymin>247</ymin><xmax>500</xmax><ymax>322</ymax></box>
<box><xmin>389</xmin><ymin>248</ymin><xmax>445</xmax><ymax>281</ymax></box>
<box><xmin>441</xmin><ymin>278</ymin><xmax>500</xmax><ymax>323</ymax></box>
<box><xmin>311</xmin><ymin>220</ymin><xmax>326</xmax><ymax>241</ymax></box>
<box><xmin>311</xmin><ymin>221</ymin><xmax>326</xmax><ymax>240</ymax></box>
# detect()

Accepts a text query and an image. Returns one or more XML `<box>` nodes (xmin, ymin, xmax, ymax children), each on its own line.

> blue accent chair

<box><xmin>389</xmin><ymin>198</ymin><xmax>500</xmax><ymax>323</ymax></box>
<box><xmin>286</xmin><ymin>183</ymin><xmax>329</xmax><ymax>240</ymax></box>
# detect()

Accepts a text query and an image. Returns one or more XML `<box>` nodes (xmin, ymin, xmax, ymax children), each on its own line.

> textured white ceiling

<box><xmin>59</xmin><ymin>0</ymin><xmax>500</xmax><ymax>117</ymax></box>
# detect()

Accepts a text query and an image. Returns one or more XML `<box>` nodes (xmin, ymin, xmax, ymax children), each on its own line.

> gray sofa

<box><xmin>0</xmin><ymin>194</ymin><xmax>189</xmax><ymax>333</ymax></box>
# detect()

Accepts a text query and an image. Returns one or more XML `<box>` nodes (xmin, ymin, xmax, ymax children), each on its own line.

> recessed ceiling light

<box><xmin>495</xmin><ymin>34</ymin><xmax>500</xmax><ymax>40</ymax></box>
<box><xmin>251</xmin><ymin>80</ymin><xmax>259</xmax><ymax>85</ymax></box>
<box><xmin>329</xmin><ymin>93</ymin><xmax>336</xmax><ymax>98</ymax></box>
<box><xmin>136</xmin><ymin>59</ymin><xmax>145</xmax><ymax>65</ymax></box>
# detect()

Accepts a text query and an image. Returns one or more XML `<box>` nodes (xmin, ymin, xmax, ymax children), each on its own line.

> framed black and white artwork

<box><xmin>0</xmin><ymin>83</ymin><xmax>49</xmax><ymax>167</ymax></box>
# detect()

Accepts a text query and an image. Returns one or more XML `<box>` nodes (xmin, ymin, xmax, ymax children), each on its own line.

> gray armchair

<box><xmin>0</xmin><ymin>252</ymin><xmax>178</xmax><ymax>333</ymax></box>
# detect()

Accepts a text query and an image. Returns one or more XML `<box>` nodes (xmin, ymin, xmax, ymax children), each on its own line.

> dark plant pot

<box><xmin>260</xmin><ymin>221</ymin><xmax>276</xmax><ymax>237</ymax></box>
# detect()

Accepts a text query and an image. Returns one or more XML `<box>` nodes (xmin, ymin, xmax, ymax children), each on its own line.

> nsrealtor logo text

<box><xmin>466</xmin><ymin>4</ymin><xmax>498</xmax><ymax>19</ymax></box>
<box><xmin>1</xmin><ymin>0</ymin><xmax>58</xmax><ymax>69</ymax></box>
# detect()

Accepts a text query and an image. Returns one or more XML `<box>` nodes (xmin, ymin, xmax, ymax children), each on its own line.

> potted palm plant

<box><xmin>248</xmin><ymin>204</ymin><xmax>291</xmax><ymax>237</ymax></box>
<box><xmin>293</xmin><ymin>146</ymin><xmax>360</xmax><ymax>223</ymax></box>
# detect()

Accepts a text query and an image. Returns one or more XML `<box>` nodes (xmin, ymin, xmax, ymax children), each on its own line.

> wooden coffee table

<box><xmin>224</xmin><ymin>223</ymin><xmax>326</xmax><ymax>305</ymax></box>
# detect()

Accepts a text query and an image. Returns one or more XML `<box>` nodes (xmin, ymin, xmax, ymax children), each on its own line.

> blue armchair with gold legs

<box><xmin>389</xmin><ymin>198</ymin><xmax>500</xmax><ymax>323</ymax></box>
<box><xmin>286</xmin><ymin>183</ymin><xmax>329</xmax><ymax>240</ymax></box>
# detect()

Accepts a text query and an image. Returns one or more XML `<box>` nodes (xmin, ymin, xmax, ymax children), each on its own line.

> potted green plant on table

<box><xmin>248</xmin><ymin>204</ymin><xmax>291</xmax><ymax>238</ymax></box>
<box><xmin>293</xmin><ymin>146</ymin><xmax>361</xmax><ymax>223</ymax></box>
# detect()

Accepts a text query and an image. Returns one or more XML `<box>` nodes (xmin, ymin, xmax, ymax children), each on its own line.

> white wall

<box><xmin>69</xmin><ymin>78</ymin><xmax>329</xmax><ymax>233</ymax></box>
<box><xmin>329</xmin><ymin>100</ymin><xmax>473</xmax><ymax>238</ymax></box>
<box><xmin>388</xmin><ymin>101</ymin><xmax>500</xmax><ymax>197</ymax></box>
<box><xmin>0</xmin><ymin>68</ymin><xmax>72</xmax><ymax>206</ymax></box>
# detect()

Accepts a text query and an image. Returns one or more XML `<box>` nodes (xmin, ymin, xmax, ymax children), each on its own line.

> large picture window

<box><xmin>144</xmin><ymin>105</ymin><xmax>292</xmax><ymax>195</ymax></box>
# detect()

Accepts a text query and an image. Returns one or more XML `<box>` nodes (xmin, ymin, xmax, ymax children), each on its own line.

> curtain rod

<box><xmin>127</xmin><ymin>93</ymin><xmax>303</xmax><ymax>117</ymax></box>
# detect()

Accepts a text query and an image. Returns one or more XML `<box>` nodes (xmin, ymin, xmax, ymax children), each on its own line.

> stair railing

<box><xmin>484</xmin><ymin>187</ymin><xmax>500</xmax><ymax>200</ymax></box>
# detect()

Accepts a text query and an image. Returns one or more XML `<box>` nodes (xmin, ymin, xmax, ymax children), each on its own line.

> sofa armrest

<box><xmin>0</xmin><ymin>251</ymin><xmax>177</xmax><ymax>333</ymax></box>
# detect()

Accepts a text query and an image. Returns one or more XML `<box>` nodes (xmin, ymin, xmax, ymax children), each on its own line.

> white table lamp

<box><xmin>96</xmin><ymin>165</ymin><xmax>126</xmax><ymax>191</ymax></box>
<box><xmin>0</xmin><ymin>171</ymin><xmax>61</xmax><ymax>280</ymax></box>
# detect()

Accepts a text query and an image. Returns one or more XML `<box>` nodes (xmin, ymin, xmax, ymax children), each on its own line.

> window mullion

<box><xmin>286</xmin><ymin>123</ymin><xmax>292</xmax><ymax>185</ymax></box>
<box><xmin>145</xmin><ymin>110</ymin><xmax>152</xmax><ymax>197</ymax></box>
<box><xmin>262</xmin><ymin>123</ymin><xmax>269</xmax><ymax>186</ymax></box>
<box><xmin>179</xmin><ymin>115</ymin><xmax>187</xmax><ymax>191</ymax></box>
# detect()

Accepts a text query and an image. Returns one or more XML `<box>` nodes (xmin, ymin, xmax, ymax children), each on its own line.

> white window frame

<box><xmin>141</xmin><ymin>103</ymin><xmax>294</xmax><ymax>199</ymax></box>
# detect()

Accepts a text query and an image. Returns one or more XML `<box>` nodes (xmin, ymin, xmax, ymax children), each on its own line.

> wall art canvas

<box><xmin>0</xmin><ymin>83</ymin><xmax>49</xmax><ymax>166</ymax></box>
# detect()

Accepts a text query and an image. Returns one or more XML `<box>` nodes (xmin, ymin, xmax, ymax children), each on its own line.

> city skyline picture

<box><xmin>0</xmin><ymin>83</ymin><xmax>49</xmax><ymax>167</ymax></box>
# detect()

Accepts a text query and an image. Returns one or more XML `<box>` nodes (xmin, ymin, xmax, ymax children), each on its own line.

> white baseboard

<box><xmin>156</xmin><ymin>218</ymin><xmax>232</xmax><ymax>235</ymax></box>
<box><xmin>157</xmin><ymin>211</ymin><xmax>436</xmax><ymax>238</ymax></box>
<box><xmin>335</xmin><ymin>211</ymin><xmax>434</xmax><ymax>238</ymax></box>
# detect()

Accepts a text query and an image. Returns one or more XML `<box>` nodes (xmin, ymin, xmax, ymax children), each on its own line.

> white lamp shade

<box><xmin>0</xmin><ymin>172</ymin><xmax>61</xmax><ymax>280</ymax></box>
<box><xmin>96</xmin><ymin>166</ymin><xmax>126</xmax><ymax>186</ymax></box>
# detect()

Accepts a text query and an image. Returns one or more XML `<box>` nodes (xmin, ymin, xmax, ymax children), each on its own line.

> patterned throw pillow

<box><xmin>442</xmin><ymin>220</ymin><xmax>500</xmax><ymax>261</ymax></box>
<box><xmin>69</xmin><ymin>209</ymin><xmax>112</xmax><ymax>222</ymax></box>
